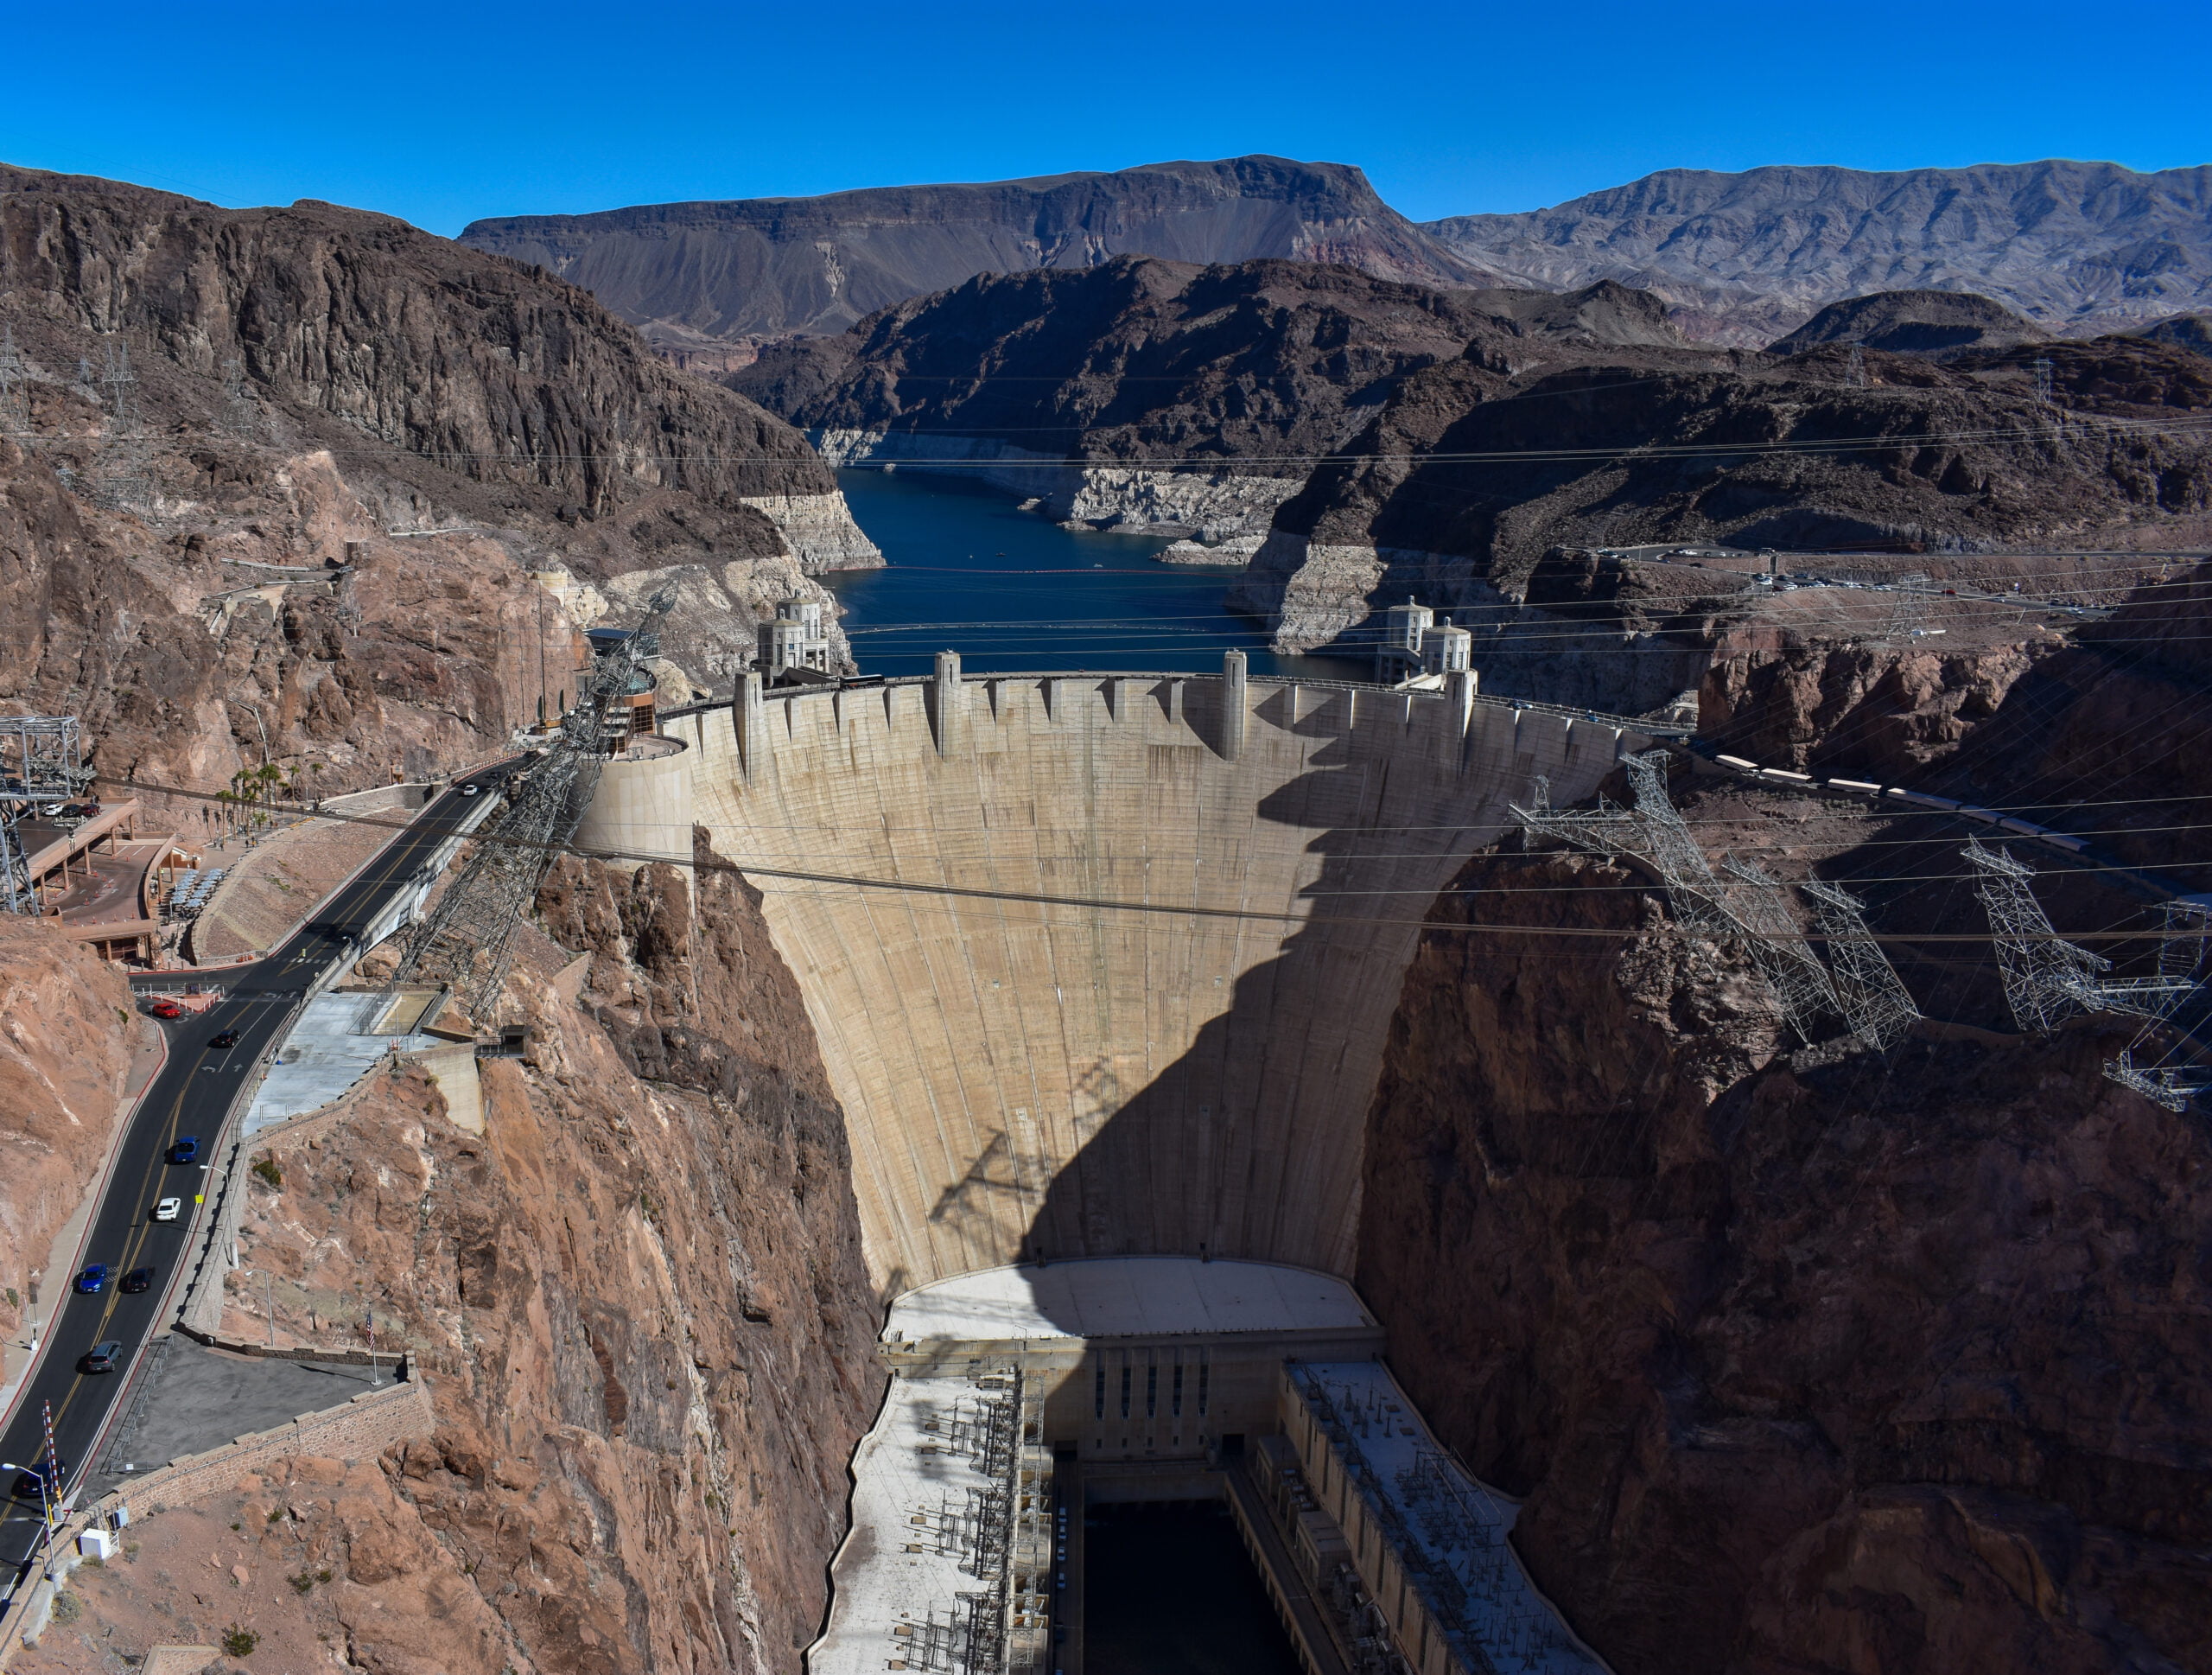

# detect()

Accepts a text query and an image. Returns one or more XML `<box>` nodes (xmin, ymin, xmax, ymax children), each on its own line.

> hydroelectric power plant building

<box><xmin>601</xmin><ymin>650</ymin><xmax>1641</xmax><ymax>1675</ymax></box>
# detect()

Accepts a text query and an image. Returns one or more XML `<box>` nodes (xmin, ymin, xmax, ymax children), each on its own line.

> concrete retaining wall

<box><xmin>666</xmin><ymin>666</ymin><xmax>1643</xmax><ymax>1290</ymax></box>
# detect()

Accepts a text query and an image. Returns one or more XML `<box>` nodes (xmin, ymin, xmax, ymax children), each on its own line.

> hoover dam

<box><xmin>626</xmin><ymin>654</ymin><xmax>1648</xmax><ymax>1673</ymax></box>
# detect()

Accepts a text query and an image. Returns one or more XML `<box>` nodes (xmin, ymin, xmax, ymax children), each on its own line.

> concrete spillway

<box><xmin>655</xmin><ymin>660</ymin><xmax>1643</xmax><ymax>1293</ymax></box>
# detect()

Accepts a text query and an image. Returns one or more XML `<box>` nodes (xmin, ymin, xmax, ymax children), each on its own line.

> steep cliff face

<box><xmin>0</xmin><ymin>163</ymin><xmax>849</xmax><ymax>557</ymax></box>
<box><xmin>1357</xmin><ymin>827</ymin><xmax>2212</xmax><ymax>1675</ymax></box>
<box><xmin>458</xmin><ymin>156</ymin><xmax>1497</xmax><ymax>358</ymax></box>
<box><xmin>27</xmin><ymin>837</ymin><xmax>885</xmax><ymax>1675</ymax></box>
<box><xmin>0</xmin><ymin>918</ymin><xmax>134</xmax><ymax>1344</ymax></box>
<box><xmin>0</xmin><ymin>162</ymin><xmax>874</xmax><ymax>797</ymax></box>
<box><xmin>1422</xmin><ymin>161</ymin><xmax>2212</xmax><ymax>345</ymax></box>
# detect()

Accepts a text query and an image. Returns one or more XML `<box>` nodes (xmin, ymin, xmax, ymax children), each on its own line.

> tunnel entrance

<box><xmin>1086</xmin><ymin>1500</ymin><xmax>1300</xmax><ymax>1675</ymax></box>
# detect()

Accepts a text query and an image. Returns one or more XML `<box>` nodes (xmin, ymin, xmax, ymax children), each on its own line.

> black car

<box><xmin>79</xmin><ymin>1341</ymin><xmax>124</xmax><ymax>1374</ymax></box>
<box><xmin>11</xmin><ymin>1462</ymin><xmax>65</xmax><ymax>1501</ymax></box>
<box><xmin>208</xmin><ymin>1029</ymin><xmax>241</xmax><ymax>1049</ymax></box>
<box><xmin>120</xmin><ymin>1265</ymin><xmax>156</xmax><ymax>1293</ymax></box>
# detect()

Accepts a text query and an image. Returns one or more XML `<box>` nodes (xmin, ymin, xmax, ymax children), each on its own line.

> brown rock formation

<box><xmin>459</xmin><ymin>156</ymin><xmax>1500</xmax><ymax>353</ymax></box>
<box><xmin>0</xmin><ymin>162</ymin><xmax>870</xmax><ymax>809</ymax></box>
<box><xmin>0</xmin><ymin>917</ymin><xmax>135</xmax><ymax>1341</ymax></box>
<box><xmin>1355</xmin><ymin>778</ymin><xmax>2212</xmax><ymax>1673</ymax></box>
<box><xmin>22</xmin><ymin>837</ymin><xmax>885</xmax><ymax>1675</ymax></box>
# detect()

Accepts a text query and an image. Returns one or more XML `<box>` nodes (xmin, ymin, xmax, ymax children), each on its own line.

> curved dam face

<box><xmin>666</xmin><ymin>663</ymin><xmax>1642</xmax><ymax>1293</ymax></box>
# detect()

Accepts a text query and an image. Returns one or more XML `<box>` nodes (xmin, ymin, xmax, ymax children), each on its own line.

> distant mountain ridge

<box><xmin>459</xmin><ymin>156</ymin><xmax>1496</xmax><ymax>366</ymax></box>
<box><xmin>1422</xmin><ymin>160</ymin><xmax>2212</xmax><ymax>345</ymax></box>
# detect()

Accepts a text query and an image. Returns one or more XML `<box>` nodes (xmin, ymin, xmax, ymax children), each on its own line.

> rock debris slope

<box><xmin>1421</xmin><ymin>160</ymin><xmax>2212</xmax><ymax>345</ymax></box>
<box><xmin>0</xmin><ymin>162</ymin><xmax>873</xmax><ymax>801</ymax></box>
<box><xmin>459</xmin><ymin>156</ymin><xmax>1497</xmax><ymax>363</ymax></box>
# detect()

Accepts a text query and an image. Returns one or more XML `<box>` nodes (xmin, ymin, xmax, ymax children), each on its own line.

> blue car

<box><xmin>168</xmin><ymin>1137</ymin><xmax>200</xmax><ymax>1165</ymax></box>
<box><xmin>74</xmin><ymin>1264</ymin><xmax>108</xmax><ymax>1294</ymax></box>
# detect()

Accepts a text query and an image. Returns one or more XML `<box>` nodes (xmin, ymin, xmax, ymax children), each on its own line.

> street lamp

<box><xmin>235</xmin><ymin>1268</ymin><xmax>276</xmax><ymax>1348</ymax></box>
<box><xmin>1</xmin><ymin>1460</ymin><xmax>57</xmax><ymax>1570</ymax></box>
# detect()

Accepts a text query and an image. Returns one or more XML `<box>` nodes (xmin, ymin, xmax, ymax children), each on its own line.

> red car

<box><xmin>148</xmin><ymin>998</ymin><xmax>183</xmax><ymax>1020</ymax></box>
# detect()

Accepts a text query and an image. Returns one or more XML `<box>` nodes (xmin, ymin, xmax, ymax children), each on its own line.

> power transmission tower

<box><xmin>1846</xmin><ymin>344</ymin><xmax>1866</xmax><ymax>388</ymax></box>
<box><xmin>1717</xmin><ymin>856</ymin><xmax>1841</xmax><ymax>1041</ymax></box>
<box><xmin>93</xmin><ymin>339</ymin><xmax>154</xmax><ymax>512</ymax></box>
<box><xmin>2103</xmin><ymin>899</ymin><xmax>2212</xmax><ymax>1111</ymax></box>
<box><xmin>1516</xmin><ymin>752</ymin><xmax>1846</xmax><ymax>1042</ymax></box>
<box><xmin>1803</xmin><ymin>879</ymin><xmax>1922</xmax><ymax>1050</ymax></box>
<box><xmin>388</xmin><ymin>588</ymin><xmax>677</xmax><ymax>1020</ymax></box>
<box><xmin>0</xmin><ymin>716</ymin><xmax>93</xmax><ymax>914</ymax></box>
<box><xmin>1885</xmin><ymin>571</ymin><xmax>1931</xmax><ymax>645</ymax></box>
<box><xmin>221</xmin><ymin>355</ymin><xmax>270</xmax><ymax>442</ymax></box>
<box><xmin>1964</xmin><ymin>839</ymin><xmax>2198</xmax><ymax>1036</ymax></box>
<box><xmin>0</xmin><ymin>326</ymin><xmax>28</xmax><ymax>436</ymax></box>
<box><xmin>1963</xmin><ymin>839</ymin><xmax>2110</xmax><ymax>1033</ymax></box>
<box><xmin>2033</xmin><ymin>357</ymin><xmax>2055</xmax><ymax>406</ymax></box>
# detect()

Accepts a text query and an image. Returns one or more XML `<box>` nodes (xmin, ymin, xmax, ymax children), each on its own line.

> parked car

<box><xmin>208</xmin><ymin>1029</ymin><xmax>241</xmax><ymax>1049</ymax></box>
<box><xmin>147</xmin><ymin>997</ymin><xmax>183</xmax><ymax>1020</ymax></box>
<box><xmin>151</xmin><ymin>1197</ymin><xmax>182</xmax><ymax>1223</ymax></box>
<box><xmin>120</xmin><ymin>1266</ymin><xmax>156</xmax><ymax>1293</ymax></box>
<box><xmin>168</xmin><ymin>1137</ymin><xmax>200</xmax><ymax>1165</ymax></box>
<box><xmin>11</xmin><ymin>1462</ymin><xmax>65</xmax><ymax>1501</ymax></box>
<box><xmin>79</xmin><ymin>1341</ymin><xmax>124</xmax><ymax>1374</ymax></box>
<box><xmin>73</xmin><ymin>1264</ymin><xmax>108</xmax><ymax>1293</ymax></box>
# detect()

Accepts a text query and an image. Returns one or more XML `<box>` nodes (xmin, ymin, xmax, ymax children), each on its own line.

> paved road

<box><xmin>0</xmin><ymin>767</ymin><xmax>512</xmax><ymax>1589</ymax></box>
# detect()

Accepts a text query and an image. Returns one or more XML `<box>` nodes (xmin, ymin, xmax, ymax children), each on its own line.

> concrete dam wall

<box><xmin>657</xmin><ymin>662</ymin><xmax>1643</xmax><ymax>1294</ymax></box>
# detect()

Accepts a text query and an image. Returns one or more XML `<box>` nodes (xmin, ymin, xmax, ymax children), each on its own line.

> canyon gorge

<box><xmin>3</xmin><ymin>147</ymin><xmax>2209</xmax><ymax>1675</ymax></box>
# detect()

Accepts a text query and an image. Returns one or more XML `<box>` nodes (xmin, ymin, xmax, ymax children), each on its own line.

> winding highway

<box><xmin>0</xmin><ymin>767</ymin><xmax>512</xmax><ymax>1594</ymax></box>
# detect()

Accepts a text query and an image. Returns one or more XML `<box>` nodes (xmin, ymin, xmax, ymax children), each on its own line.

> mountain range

<box><xmin>461</xmin><ymin>156</ymin><xmax>2212</xmax><ymax>358</ymax></box>
<box><xmin>457</xmin><ymin>156</ymin><xmax>1494</xmax><ymax>366</ymax></box>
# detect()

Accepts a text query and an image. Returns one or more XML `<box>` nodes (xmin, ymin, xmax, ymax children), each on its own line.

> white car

<box><xmin>151</xmin><ymin>1197</ymin><xmax>182</xmax><ymax>1223</ymax></box>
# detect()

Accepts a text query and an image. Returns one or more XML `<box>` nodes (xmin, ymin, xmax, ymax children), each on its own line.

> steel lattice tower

<box><xmin>1717</xmin><ymin>856</ymin><xmax>1841</xmax><ymax>1041</ymax></box>
<box><xmin>1803</xmin><ymin>879</ymin><xmax>1923</xmax><ymax>1051</ymax></box>
<box><xmin>389</xmin><ymin>589</ymin><xmax>676</xmax><ymax>1019</ymax></box>
<box><xmin>0</xmin><ymin>716</ymin><xmax>92</xmax><ymax>915</ymax></box>
<box><xmin>1517</xmin><ymin>752</ymin><xmax>1848</xmax><ymax>1041</ymax></box>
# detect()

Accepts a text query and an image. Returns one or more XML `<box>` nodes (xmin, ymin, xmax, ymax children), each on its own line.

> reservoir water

<box><xmin>829</xmin><ymin>468</ymin><xmax>1365</xmax><ymax>681</ymax></box>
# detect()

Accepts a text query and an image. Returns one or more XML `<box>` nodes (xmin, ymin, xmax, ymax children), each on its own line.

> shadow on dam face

<box><xmin>679</xmin><ymin>665</ymin><xmax>1643</xmax><ymax>1295</ymax></box>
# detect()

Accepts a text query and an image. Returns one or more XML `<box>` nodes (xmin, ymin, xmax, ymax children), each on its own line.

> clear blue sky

<box><xmin>3</xmin><ymin>0</ymin><xmax>2205</xmax><ymax>237</ymax></box>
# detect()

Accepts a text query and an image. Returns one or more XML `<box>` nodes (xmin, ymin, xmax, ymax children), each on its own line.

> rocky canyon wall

<box><xmin>18</xmin><ymin>839</ymin><xmax>886</xmax><ymax>1675</ymax></box>
<box><xmin>0</xmin><ymin>918</ymin><xmax>136</xmax><ymax>1347</ymax></box>
<box><xmin>0</xmin><ymin>162</ymin><xmax>877</xmax><ymax>806</ymax></box>
<box><xmin>1354</xmin><ymin>784</ymin><xmax>2211</xmax><ymax>1675</ymax></box>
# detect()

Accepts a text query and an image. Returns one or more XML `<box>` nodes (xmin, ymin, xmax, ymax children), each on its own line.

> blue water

<box><xmin>827</xmin><ymin>468</ymin><xmax>1366</xmax><ymax>681</ymax></box>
